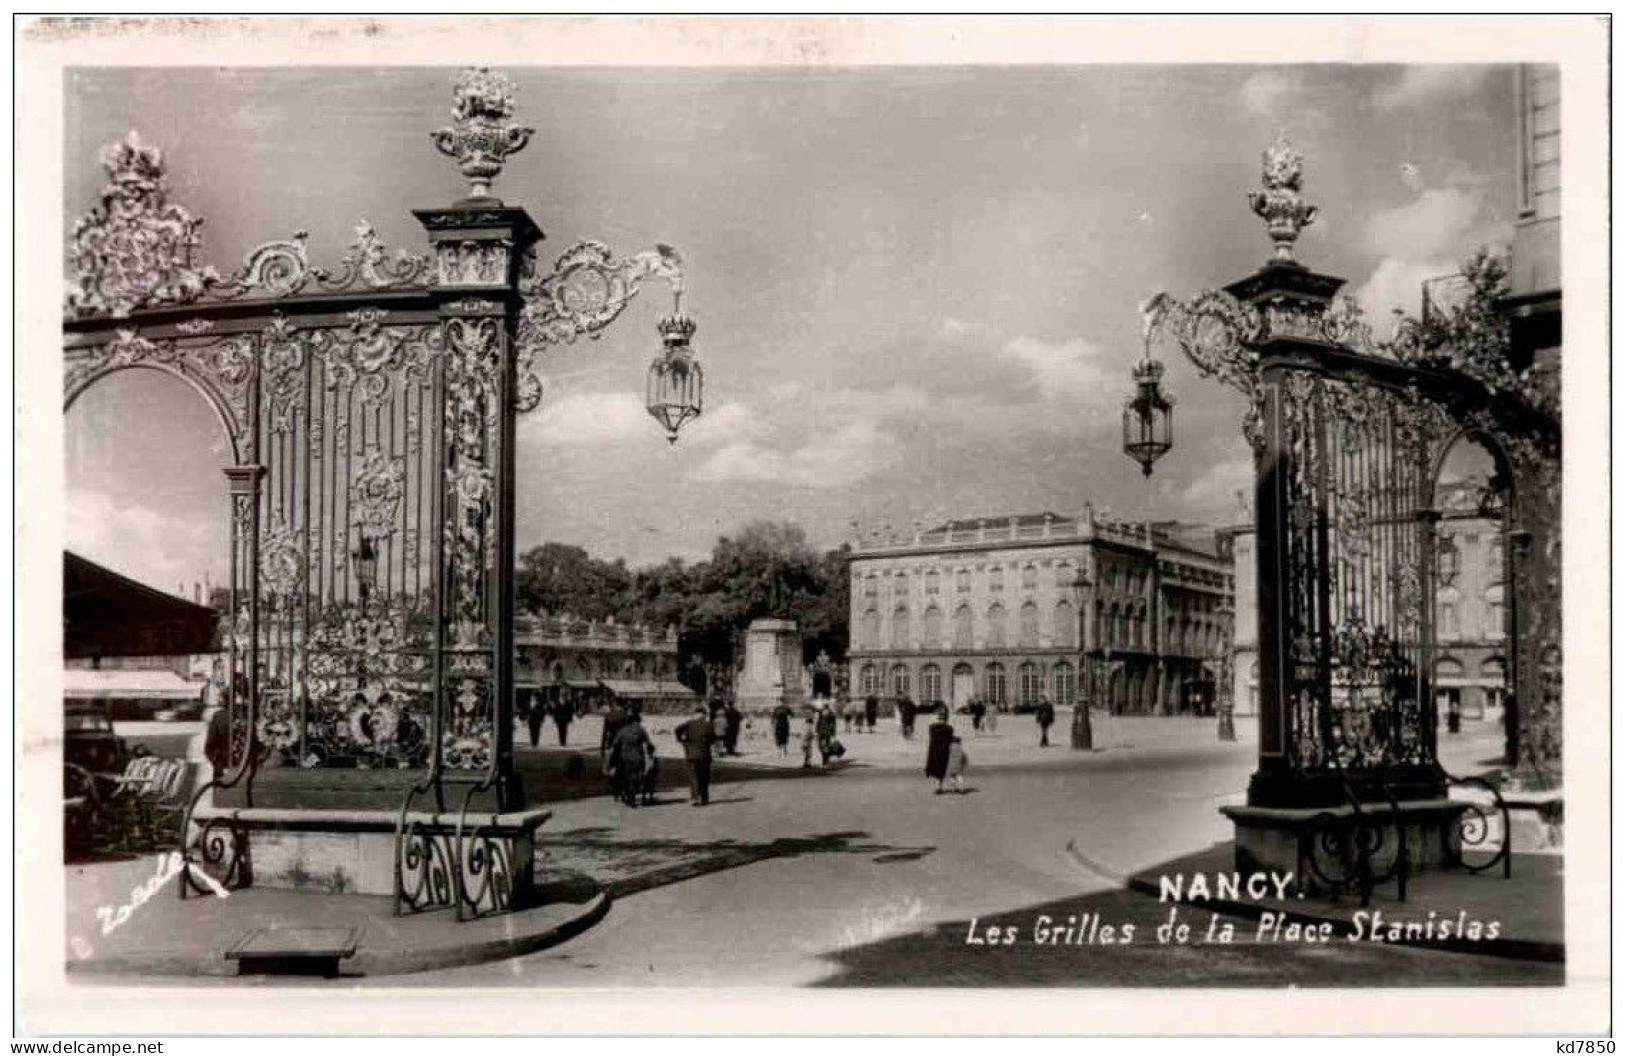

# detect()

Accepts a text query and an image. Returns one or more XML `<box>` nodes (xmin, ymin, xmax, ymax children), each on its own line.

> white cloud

<box><xmin>998</xmin><ymin>335</ymin><xmax>1117</xmax><ymax>410</ymax></box>
<box><xmin>1180</xmin><ymin>455</ymin><xmax>1254</xmax><ymax>523</ymax></box>
<box><xmin>1370</xmin><ymin>66</ymin><xmax>1495</xmax><ymax>112</ymax></box>
<box><xmin>694</xmin><ymin>417</ymin><xmax>900</xmax><ymax>489</ymax></box>
<box><xmin>937</xmin><ymin>316</ymin><xmax>970</xmax><ymax>341</ymax></box>
<box><xmin>523</xmin><ymin>390</ymin><xmax>651</xmax><ymax>447</ymax></box>
<box><xmin>1365</xmin><ymin>185</ymin><xmax>1485</xmax><ymax>261</ymax></box>
<box><xmin>1354</xmin><ymin>174</ymin><xmax>1513</xmax><ymax>320</ymax></box>
<box><xmin>1353</xmin><ymin>257</ymin><xmax>1456</xmax><ymax>323</ymax></box>
<box><xmin>66</xmin><ymin>487</ymin><xmax>221</xmax><ymax>595</ymax></box>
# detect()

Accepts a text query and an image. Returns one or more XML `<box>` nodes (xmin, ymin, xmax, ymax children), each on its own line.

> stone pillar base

<box><xmin>1221</xmin><ymin>799</ymin><xmax>1471</xmax><ymax>896</ymax></box>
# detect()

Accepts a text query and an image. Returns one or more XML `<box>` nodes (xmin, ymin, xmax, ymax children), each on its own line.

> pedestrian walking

<box><xmin>842</xmin><ymin>703</ymin><xmax>854</xmax><ymax>734</ymax></box>
<box><xmin>925</xmin><ymin>708</ymin><xmax>954</xmax><ymax>793</ymax></box>
<box><xmin>709</xmin><ymin>703</ymin><xmax>728</xmax><ymax>754</ymax></box>
<box><xmin>600</xmin><ymin>700</ymin><xmax>628</xmax><ymax>757</ymax></box>
<box><xmin>525</xmin><ymin>697</ymin><xmax>544</xmax><ymax>749</ymax></box>
<box><xmin>945</xmin><ymin>734</ymin><xmax>968</xmax><ymax>793</ymax></box>
<box><xmin>817</xmin><ymin>703</ymin><xmax>840</xmax><ymax>765</ymax></box>
<box><xmin>675</xmin><ymin>705</ymin><xmax>716</xmax><ymax>806</ymax></box>
<box><xmin>864</xmin><ymin>693</ymin><xmax>879</xmax><ymax>733</ymax></box>
<box><xmin>552</xmin><ymin>696</ymin><xmax>573</xmax><ymax>747</ymax></box>
<box><xmin>723</xmin><ymin>700</ymin><xmax>743</xmax><ymax>756</ymax></box>
<box><xmin>1036</xmin><ymin>696</ymin><xmax>1056</xmax><ymax>747</ymax></box>
<box><xmin>898</xmin><ymin>695</ymin><xmax>918</xmax><ymax>738</ymax></box>
<box><xmin>772</xmin><ymin>702</ymin><xmax>793</xmax><ymax>756</ymax></box>
<box><xmin>609</xmin><ymin>710</ymin><xmax>656</xmax><ymax>808</ymax></box>
<box><xmin>800</xmin><ymin>716</ymin><xmax>817</xmax><ymax>768</ymax></box>
<box><xmin>969</xmin><ymin>697</ymin><xmax>986</xmax><ymax>733</ymax></box>
<box><xmin>985</xmin><ymin>703</ymin><xmax>998</xmax><ymax>734</ymax></box>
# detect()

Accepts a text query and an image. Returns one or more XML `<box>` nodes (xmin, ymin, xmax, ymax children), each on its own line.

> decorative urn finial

<box><xmin>430</xmin><ymin>67</ymin><xmax>534</xmax><ymax>201</ymax></box>
<box><xmin>1248</xmin><ymin>134</ymin><xmax>1318</xmax><ymax>263</ymax></box>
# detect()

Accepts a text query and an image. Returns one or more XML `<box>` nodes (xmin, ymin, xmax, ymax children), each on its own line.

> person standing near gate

<box><xmin>722</xmin><ymin>700</ymin><xmax>744</xmax><ymax>756</ymax></box>
<box><xmin>1035</xmin><ymin>696</ymin><xmax>1056</xmax><ymax>747</ymax></box>
<box><xmin>525</xmin><ymin>696</ymin><xmax>545</xmax><ymax>749</ymax></box>
<box><xmin>925</xmin><ymin>707</ymin><xmax>954</xmax><ymax>793</ymax></box>
<box><xmin>772</xmin><ymin>702</ymin><xmax>793</xmax><ymax>756</ymax></box>
<box><xmin>552</xmin><ymin>694</ymin><xmax>573</xmax><ymax>747</ymax></box>
<box><xmin>675</xmin><ymin>705</ymin><xmax>716</xmax><ymax>806</ymax></box>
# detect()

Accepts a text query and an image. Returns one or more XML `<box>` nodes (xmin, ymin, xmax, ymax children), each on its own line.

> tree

<box><xmin>515</xmin><ymin>542</ymin><xmax>633</xmax><ymax>619</ymax></box>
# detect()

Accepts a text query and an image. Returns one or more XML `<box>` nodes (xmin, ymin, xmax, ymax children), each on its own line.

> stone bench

<box><xmin>188</xmin><ymin>804</ymin><xmax>551</xmax><ymax>914</ymax></box>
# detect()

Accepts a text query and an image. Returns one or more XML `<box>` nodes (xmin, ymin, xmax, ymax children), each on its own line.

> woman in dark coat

<box><xmin>925</xmin><ymin>709</ymin><xmax>955</xmax><ymax>792</ymax></box>
<box><xmin>771</xmin><ymin>703</ymin><xmax>793</xmax><ymax>755</ymax></box>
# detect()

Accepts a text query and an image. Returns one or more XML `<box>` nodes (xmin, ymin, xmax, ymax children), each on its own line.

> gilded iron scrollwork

<box><xmin>1142</xmin><ymin>289</ymin><xmax>1267</xmax><ymax>454</ymax></box>
<box><xmin>65</xmin><ymin>132</ymin><xmax>218</xmax><ymax>318</ymax></box>
<box><xmin>513</xmin><ymin>240</ymin><xmax>685</xmax><ymax>413</ymax></box>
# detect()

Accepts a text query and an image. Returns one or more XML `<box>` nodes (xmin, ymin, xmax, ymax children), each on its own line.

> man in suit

<box><xmin>675</xmin><ymin>705</ymin><xmax>717</xmax><ymax>806</ymax></box>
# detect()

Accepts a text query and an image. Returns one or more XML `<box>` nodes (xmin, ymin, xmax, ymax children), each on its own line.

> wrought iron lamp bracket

<box><xmin>512</xmin><ymin>239</ymin><xmax>686</xmax><ymax>413</ymax></box>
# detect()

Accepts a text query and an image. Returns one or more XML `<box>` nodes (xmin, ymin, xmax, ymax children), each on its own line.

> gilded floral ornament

<box><xmin>211</xmin><ymin>221</ymin><xmax>432</xmax><ymax>300</ymax></box>
<box><xmin>351</xmin><ymin>446</ymin><xmax>407</xmax><ymax>537</ymax></box>
<box><xmin>431</xmin><ymin>67</ymin><xmax>534</xmax><ymax>200</ymax></box>
<box><xmin>259</xmin><ymin>520</ymin><xmax>305</xmax><ymax>598</ymax></box>
<box><xmin>65</xmin><ymin>131</ymin><xmax>218</xmax><ymax>318</ymax></box>
<box><xmin>1248</xmin><ymin>134</ymin><xmax>1318</xmax><ymax>263</ymax></box>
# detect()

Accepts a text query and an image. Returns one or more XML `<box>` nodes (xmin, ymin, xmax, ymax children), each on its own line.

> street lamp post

<box><xmin>1215</xmin><ymin>599</ymin><xmax>1236</xmax><ymax>741</ymax></box>
<box><xmin>1070</xmin><ymin>570</ymin><xmax>1093</xmax><ymax>751</ymax></box>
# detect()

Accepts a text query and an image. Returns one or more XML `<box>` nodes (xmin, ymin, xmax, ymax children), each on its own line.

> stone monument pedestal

<box><xmin>733</xmin><ymin>617</ymin><xmax>805</xmax><ymax>714</ymax></box>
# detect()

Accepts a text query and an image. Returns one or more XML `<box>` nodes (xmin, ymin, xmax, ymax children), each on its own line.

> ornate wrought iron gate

<box><xmin>63</xmin><ymin>70</ymin><xmax>695</xmax><ymax>821</ymax></box>
<box><xmin>1149</xmin><ymin>137</ymin><xmax>1562</xmax><ymax>805</ymax></box>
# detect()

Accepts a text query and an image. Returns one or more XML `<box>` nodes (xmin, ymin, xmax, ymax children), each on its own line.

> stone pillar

<box><xmin>415</xmin><ymin>203</ymin><xmax>543</xmax><ymax>810</ymax></box>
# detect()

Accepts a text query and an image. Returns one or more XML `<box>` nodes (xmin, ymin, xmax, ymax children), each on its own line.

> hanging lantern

<box><xmin>647</xmin><ymin>311</ymin><xmax>703</xmax><ymax>444</ymax></box>
<box><xmin>1122</xmin><ymin>354</ymin><xmax>1174</xmax><ymax>477</ymax></box>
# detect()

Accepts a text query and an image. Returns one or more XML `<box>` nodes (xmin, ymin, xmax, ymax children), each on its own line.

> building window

<box><xmin>920</xmin><ymin>663</ymin><xmax>942</xmax><ymax>703</ymax></box>
<box><xmin>890</xmin><ymin>663</ymin><xmax>911</xmax><ymax>699</ymax></box>
<box><xmin>922</xmin><ymin>605</ymin><xmax>943</xmax><ymax>648</ymax></box>
<box><xmin>1440</xmin><ymin>602</ymin><xmax>1459</xmax><ymax>640</ymax></box>
<box><xmin>1019</xmin><ymin>601</ymin><xmax>1040</xmax><ymax>647</ymax></box>
<box><xmin>864</xmin><ymin>574</ymin><xmax>879</xmax><ymax>598</ymax></box>
<box><xmin>986</xmin><ymin>603</ymin><xmax>1007</xmax><ymax>648</ymax></box>
<box><xmin>861</xmin><ymin>609</ymin><xmax>880</xmax><ymax>650</ymax></box>
<box><xmin>989</xmin><ymin>565</ymin><xmax>1005</xmax><ymax>593</ymax></box>
<box><xmin>985</xmin><ymin>662</ymin><xmax>1007</xmax><ymax>706</ymax></box>
<box><xmin>891</xmin><ymin>606</ymin><xmax>910</xmax><ymax>650</ymax></box>
<box><xmin>894</xmin><ymin>572</ymin><xmax>909</xmax><ymax>600</ymax></box>
<box><xmin>955</xmin><ymin>568</ymin><xmax>971</xmax><ymax>593</ymax></box>
<box><xmin>1055</xmin><ymin>561</ymin><xmax>1074</xmax><ymax>587</ymax></box>
<box><xmin>1054</xmin><ymin>600</ymin><xmax>1075</xmax><ymax>648</ymax></box>
<box><xmin>1021</xmin><ymin>564</ymin><xmax>1038</xmax><ymax>590</ymax></box>
<box><xmin>859</xmin><ymin>663</ymin><xmax>879</xmax><ymax>696</ymax></box>
<box><xmin>1018</xmin><ymin>661</ymin><xmax>1042</xmax><ymax>705</ymax></box>
<box><xmin>1053</xmin><ymin>661</ymin><xmax>1077</xmax><ymax>704</ymax></box>
<box><xmin>925</xmin><ymin>568</ymin><xmax>941</xmax><ymax>595</ymax></box>
<box><xmin>953</xmin><ymin>605</ymin><xmax>973</xmax><ymax>650</ymax></box>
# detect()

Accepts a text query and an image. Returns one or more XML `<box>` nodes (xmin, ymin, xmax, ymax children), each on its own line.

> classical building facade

<box><xmin>847</xmin><ymin>509</ymin><xmax>1232</xmax><ymax>714</ymax></box>
<box><xmin>514</xmin><ymin>611</ymin><xmax>694</xmax><ymax>713</ymax></box>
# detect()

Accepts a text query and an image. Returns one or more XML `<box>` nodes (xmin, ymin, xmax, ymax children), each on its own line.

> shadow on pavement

<box><xmin>517</xmin><ymin>748</ymin><xmax>868</xmax><ymax>804</ymax></box>
<box><xmin>539</xmin><ymin>828</ymin><xmax>936</xmax><ymax>901</ymax></box>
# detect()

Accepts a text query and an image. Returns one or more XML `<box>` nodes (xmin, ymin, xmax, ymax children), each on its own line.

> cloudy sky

<box><xmin>63</xmin><ymin>64</ymin><xmax>1518</xmax><ymax>593</ymax></box>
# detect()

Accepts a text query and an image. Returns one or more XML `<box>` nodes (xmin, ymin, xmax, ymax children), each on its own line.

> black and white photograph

<box><xmin>14</xmin><ymin>14</ymin><xmax>1611</xmax><ymax>1038</ymax></box>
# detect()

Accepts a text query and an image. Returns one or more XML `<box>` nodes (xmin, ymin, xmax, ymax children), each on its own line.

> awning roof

<box><xmin>63</xmin><ymin>669</ymin><xmax>204</xmax><ymax>701</ymax></box>
<box><xmin>515</xmin><ymin>678</ymin><xmax>599</xmax><ymax>690</ymax></box>
<box><xmin>597</xmin><ymin>679</ymin><xmax>698</xmax><ymax>700</ymax></box>
<box><xmin>64</xmin><ymin>551</ymin><xmax>220</xmax><ymax>659</ymax></box>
